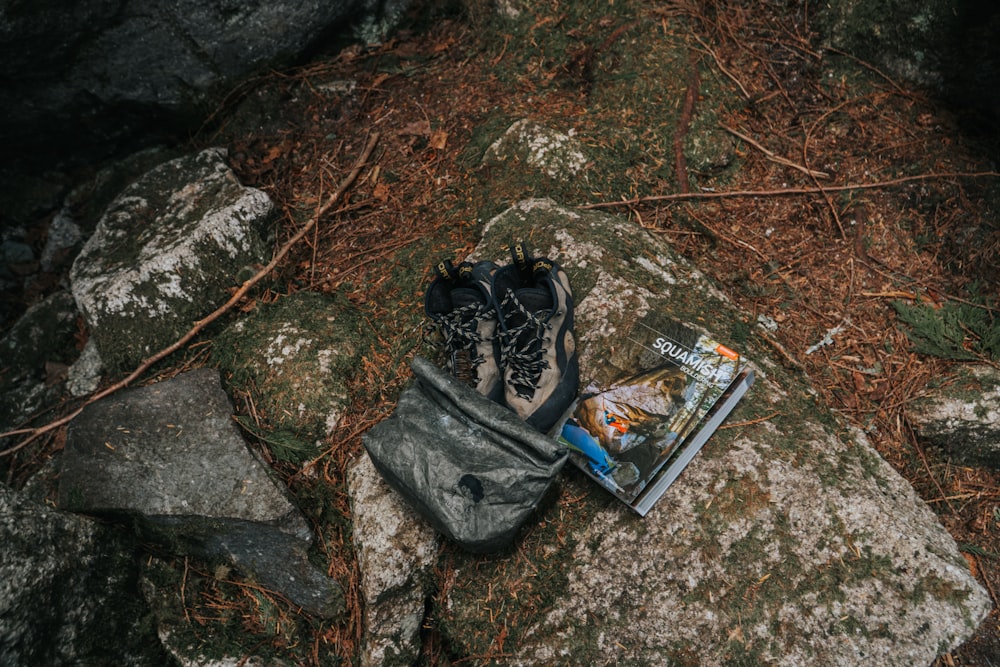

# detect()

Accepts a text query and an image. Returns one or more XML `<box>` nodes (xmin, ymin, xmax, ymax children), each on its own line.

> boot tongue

<box><xmin>516</xmin><ymin>288</ymin><xmax>552</xmax><ymax>312</ymax></box>
<box><xmin>451</xmin><ymin>286</ymin><xmax>486</xmax><ymax>309</ymax></box>
<box><xmin>505</xmin><ymin>287</ymin><xmax>552</xmax><ymax>331</ymax></box>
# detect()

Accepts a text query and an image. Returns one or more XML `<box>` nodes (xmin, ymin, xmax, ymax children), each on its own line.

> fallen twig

<box><xmin>0</xmin><ymin>132</ymin><xmax>381</xmax><ymax>457</ymax></box>
<box><xmin>823</xmin><ymin>46</ymin><xmax>914</xmax><ymax>99</ymax></box>
<box><xmin>692</xmin><ymin>35</ymin><xmax>751</xmax><ymax>99</ymax></box>
<box><xmin>758</xmin><ymin>332</ymin><xmax>804</xmax><ymax>371</ymax></box>
<box><xmin>684</xmin><ymin>206</ymin><xmax>769</xmax><ymax>262</ymax></box>
<box><xmin>580</xmin><ymin>171</ymin><xmax>1000</xmax><ymax>209</ymax></box>
<box><xmin>674</xmin><ymin>51</ymin><xmax>702</xmax><ymax>194</ymax></box>
<box><xmin>860</xmin><ymin>290</ymin><xmax>919</xmax><ymax>300</ymax></box>
<box><xmin>722</xmin><ymin>124</ymin><xmax>829</xmax><ymax>179</ymax></box>
<box><xmin>719</xmin><ymin>411</ymin><xmax>780</xmax><ymax>429</ymax></box>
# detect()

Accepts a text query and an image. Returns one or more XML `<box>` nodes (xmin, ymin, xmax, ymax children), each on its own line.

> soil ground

<box><xmin>5</xmin><ymin>0</ymin><xmax>1000</xmax><ymax>664</ymax></box>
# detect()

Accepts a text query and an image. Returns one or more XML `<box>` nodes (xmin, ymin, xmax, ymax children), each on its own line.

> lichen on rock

<box><xmin>433</xmin><ymin>199</ymin><xmax>990</xmax><ymax>666</ymax></box>
<box><xmin>483</xmin><ymin>119</ymin><xmax>590</xmax><ymax>182</ymax></box>
<box><xmin>70</xmin><ymin>147</ymin><xmax>275</xmax><ymax>372</ymax></box>
<box><xmin>213</xmin><ymin>291</ymin><xmax>364</xmax><ymax>452</ymax></box>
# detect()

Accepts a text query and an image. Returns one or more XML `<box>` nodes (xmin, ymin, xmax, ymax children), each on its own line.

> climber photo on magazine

<box><xmin>561</xmin><ymin>316</ymin><xmax>753</xmax><ymax>514</ymax></box>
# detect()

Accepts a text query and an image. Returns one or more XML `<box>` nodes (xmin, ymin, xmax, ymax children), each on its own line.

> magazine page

<box><xmin>561</xmin><ymin>314</ymin><xmax>743</xmax><ymax>506</ymax></box>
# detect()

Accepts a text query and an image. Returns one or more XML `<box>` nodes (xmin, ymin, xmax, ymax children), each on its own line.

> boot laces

<box><xmin>429</xmin><ymin>301</ymin><xmax>492</xmax><ymax>378</ymax></box>
<box><xmin>499</xmin><ymin>291</ymin><xmax>551</xmax><ymax>399</ymax></box>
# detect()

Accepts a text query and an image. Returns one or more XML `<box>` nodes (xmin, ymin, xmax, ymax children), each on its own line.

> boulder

<box><xmin>0</xmin><ymin>0</ymin><xmax>412</xmax><ymax>167</ymax></box>
<box><xmin>816</xmin><ymin>0</ymin><xmax>1000</xmax><ymax>127</ymax></box>
<box><xmin>0</xmin><ymin>290</ymin><xmax>78</xmax><ymax>438</ymax></box>
<box><xmin>212</xmin><ymin>291</ymin><xmax>363</xmax><ymax>449</ymax></box>
<box><xmin>69</xmin><ymin>147</ymin><xmax>275</xmax><ymax>372</ymax></box>
<box><xmin>368</xmin><ymin>199</ymin><xmax>988</xmax><ymax>665</ymax></box>
<box><xmin>817</xmin><ymin>0</ymin><xmax>960</xmax><ymax>87</ymax></box>
<box><xmin>348</xmin><ymin>453</ymin><xmax>439</xmax><ymax>667</ymax></box>
<box><xmin>909</xmin><ymin>364</ymin><xmax>1000</xmax><ymax>469</ymax></box>
<box><xmin>0</xmin><ymin>484</ymin><xmax>168</xmax><ymax>665</ymax></box>
<box><xmin>57</xmin><ymin>367</ymin><xmax>344</xmax><ymax>619</ymax></box>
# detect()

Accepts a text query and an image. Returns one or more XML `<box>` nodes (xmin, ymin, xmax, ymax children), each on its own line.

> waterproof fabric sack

<box><xmin>363</xmin><ymin>356</ymin><xmax>568</xmax><ymax>553</ymax></box>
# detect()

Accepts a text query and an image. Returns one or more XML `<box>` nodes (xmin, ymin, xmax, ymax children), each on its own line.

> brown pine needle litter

<box><xmin>4</xmin><ymin>0</ymin><xmax>1000</xmax><ymax>663</ymax></box>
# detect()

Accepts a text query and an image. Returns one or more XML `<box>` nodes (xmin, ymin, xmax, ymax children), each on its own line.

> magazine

<box><xmin>559</xmin><ymin>314</ymin><xmax>754</xmax><ymax>515</ymax></box>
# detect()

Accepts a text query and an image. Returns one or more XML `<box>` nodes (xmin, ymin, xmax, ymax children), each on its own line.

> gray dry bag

<box><xmin>363</xmin><ymin>356</ymin><xmax>568</xmax><ymax>553</ymax></box>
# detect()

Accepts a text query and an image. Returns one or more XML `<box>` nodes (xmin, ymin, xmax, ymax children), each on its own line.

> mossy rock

<box><xmin>69</xmin><ymin>148</ymin><xmax>275</xmax><ymax>373</ymax></box>
<box><xmin>1</xmin><ymin>486</ymin><xmax>169</xmax><ymax>666</ymax></box>
<box><xmin>816</xmin><ymin>0</ymin><xmax>963</xmax><ymax>87</ymax></box>
<box><xmin>0</xmin><ymin>291</ymin><xmax>78</xmax><ymax>433</ymax></box>
<box><xmin>909</xmin><ymin>364</ymin><xmax>1000</xmax><ymax>469</ymax></box>
<box><xmin>433</xmin><ymin>200</ymin><xmax>990</xmax><ymax>666</ymax></box>
<box><xmin>213</xmin><ymin>291</ymin><xmax>364</xmax><ymax>458</ymax></box>
<box><xmin>482</xmin><ymin>119</ymin><xmax>590</xmax><ymax>182</ymax></box>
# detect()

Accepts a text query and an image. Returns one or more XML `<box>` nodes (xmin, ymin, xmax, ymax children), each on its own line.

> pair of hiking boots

<box><xmin>424</xmin><ymin>242</ymin><xmax>579</xmax><ymax>433</ymax></box>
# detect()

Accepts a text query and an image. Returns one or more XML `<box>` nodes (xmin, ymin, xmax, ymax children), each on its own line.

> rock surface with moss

<box><xmin>817</xmin><ymin>0</ymin><xmax>961</xmax><ymax>87</ymax></box>
<box><xmin>348</xmin><ymin>454</ymin><xmax>439</xmax><ymax>667</ymax></box>
<box><xmin>423</xmin><ymin>199</ymin><xmax>990</xmax><ymax>666</ymax></box>
<box><xmin>483</xmin><ymin>119</ymin><xmax>590</xmax><ymax>182</ymax></box>
<box><xmin>0</xmin><ymin>290</ymin><xmax>78</xmax><ymax>436</ymax></box>
<box><xmin>909</xmin><ymin>364</ymin><xmax>1000</xmax><ymax>470</ymax></box>
<box><xmin>1</xmin><ymin>485</ymin><xmax>169</xmax><ymax>666</ymax></box>
<box><xmin>213</xmin><ymin>291</ymin><xmax>364</xmax><ymax>460</ymax></box>
<box><xmin>69</xmin><ymin>147</ymin><xmax>275</xmax><ymax>373</ymax></box>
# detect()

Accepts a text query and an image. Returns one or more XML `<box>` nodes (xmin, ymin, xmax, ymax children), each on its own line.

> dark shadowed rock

<box><xmin>817</xmin><ymin>0</ymin><xmax>1000</xmax><ymax>132</ymax></box>
<box><xmin>0</xmin><ymin>0</ymin><xmax>412</xmax><ymax>167</ymax></box>
<box><xmin>0</xmin><ymin>291</ymin><xmax>78</xmax><ymax>439</ymax></box>
<box><xmin>909</xmin><ymin>364</ymin><xmax>1000</xmax><ymax>469</ymax></box>
<box><xmin>0</xmin><ymin>484</ymin><xmax>169</xmax><ymax>666</ymax></box>
<box><xmin>58</xmin><ymin>367</ymin><xmax>344</xmax><ymax>618</ymax></box>
<box><xmin>818</xmin><ymin>0</ymin><xmax>960</xmax><ymax>88</ymax></box>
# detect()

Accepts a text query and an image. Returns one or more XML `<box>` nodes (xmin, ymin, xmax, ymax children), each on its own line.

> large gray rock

<box><xmin>69</xmin><ymin>147</ymin><xmax>274</xmax><ymax>372</ymax></box>
<box><xmin>412</xmin><ymin>199</ymin><xmax>988</xmax><ymax>665</ymax></box>
<box><xmin>58</xmin><ymin>367</ymin><xmax>344</xmax><ymax>618</ymax></box>
<box><xmin>909</xmin><ymin>364</ymin><xmax>1000</xmax><ymax>469</ymax></box>
<box><xmin>0</xmin><ymin>484</ymin><xmax>168</xmax><ymax>665</ymax></box>
<box><xmin>816</xmin><ymin>0</ymin><xmax>1000</xmax><ymax>125</ymax></box>
<box><xmin>0</xmin><ymin>0</ymin><xmax>411</xmax><ymax>164</ymax></box>
<box><xmin>348</xmin><ymin>454</ymin><xmax>439</xmax><ymax>667</ymax></box>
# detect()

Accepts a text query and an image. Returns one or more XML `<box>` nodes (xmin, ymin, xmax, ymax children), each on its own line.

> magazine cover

<box><xmin>560</xmin><ymin>314</ymin><xmax>754</xmax><ymax>515</ymax></box>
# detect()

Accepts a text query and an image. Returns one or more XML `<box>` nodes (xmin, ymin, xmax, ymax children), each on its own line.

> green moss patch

<box><xmin>212</xmin><ymin>291</ymin><xmax>365</xmax><ymax>461</ymax></box>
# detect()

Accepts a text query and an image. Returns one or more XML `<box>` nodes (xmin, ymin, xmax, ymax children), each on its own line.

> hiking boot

<box><xmin>493</xmin><ymin>242</ymin><xmax>579</xmax><ymax>432</ymax></box>
<box><xmin>424</xmin><ymin>259</ymin><xmax>503</xmax><ymax>402</ymax></box>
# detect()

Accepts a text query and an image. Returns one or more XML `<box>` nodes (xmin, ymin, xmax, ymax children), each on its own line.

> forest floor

<box><xmin>6</xmin><ymin>0</ymin><xmax>1000</xmax><ymax>664</ymax></box>
<box><xmin>216</xmin><ymin>2</ymin><xmax>999</xmax><ymax>663</ymax></box>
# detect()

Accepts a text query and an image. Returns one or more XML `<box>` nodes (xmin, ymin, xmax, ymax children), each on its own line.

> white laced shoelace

<box><xmin>498</xmin><ymin>291</ymin><xmax>552</xmax><ymax>399</ymax></box>
<box><xmin>430</xmin><ymin>301</ymin><xmax>492</xmax><ymax>378</ymax></box>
